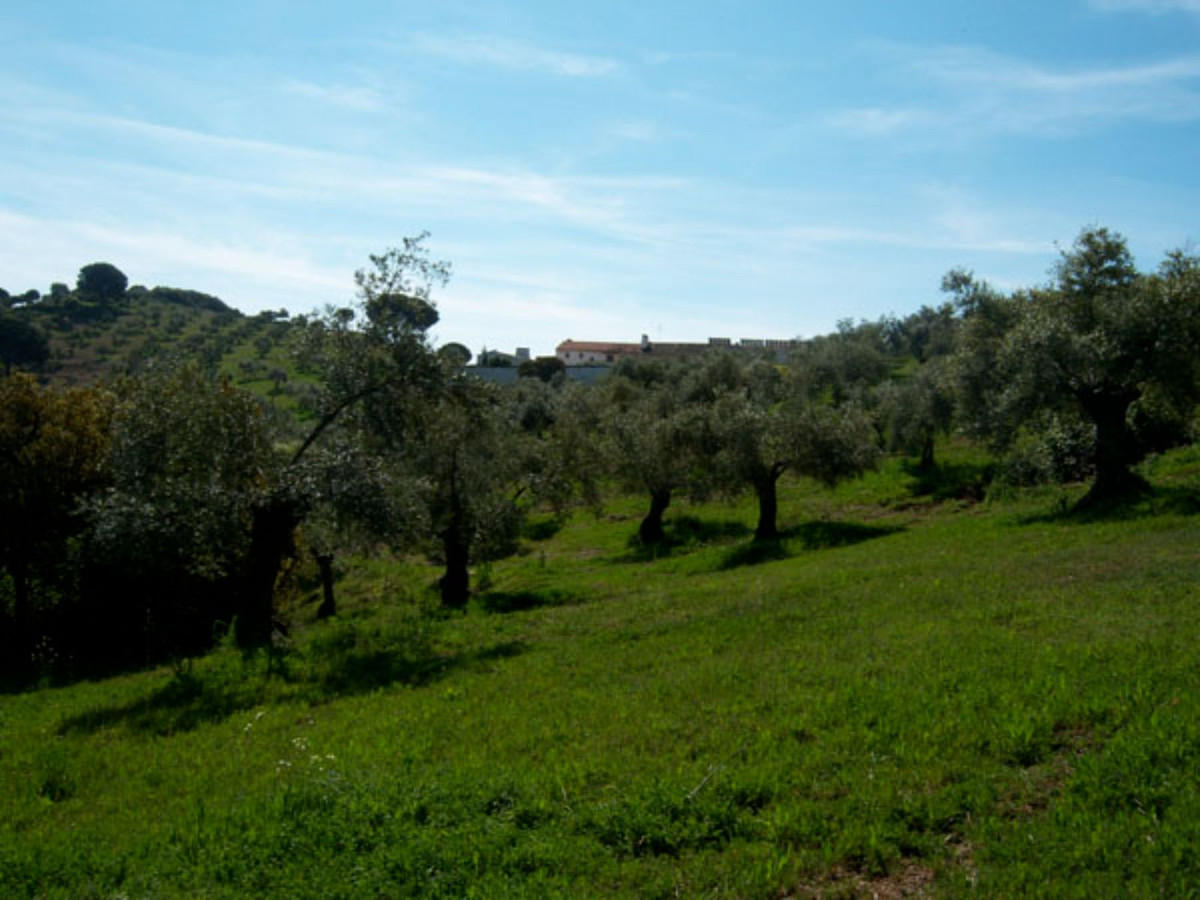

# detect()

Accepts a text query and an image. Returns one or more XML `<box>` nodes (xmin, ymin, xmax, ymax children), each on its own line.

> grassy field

<box><xmin>2</xmin><ymin>445</ymin><xmax>1199</xmax><ymax>897</ymax></box>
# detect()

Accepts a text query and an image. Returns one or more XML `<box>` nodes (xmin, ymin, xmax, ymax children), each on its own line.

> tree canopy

<box><xmin>0</xmin><ymin>314</ymin><xmax>49</xmax><ymax>375</ymax></box>
<box><xmin>991</xmin><ymin>227</ymin><xmax>1200</xmax><ymax>501</ymax></box>
<box><xmin>76</xmin><ymin>262</ymin><xmax>129</xmax><ymax>302</ymax></box>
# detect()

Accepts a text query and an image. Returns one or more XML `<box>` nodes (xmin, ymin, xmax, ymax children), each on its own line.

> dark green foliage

<box><xmin>403</xmin><ymin>378</ymin><xmax>529</xmax><ymax>608</ymax></box>
<box><xmin>146</xmin><ymin>286</ymin><xmax>232</xmax><ymax>313</ymax></box>
<box><xmin>948</xmin><ymin>228</ymin><xmax>1200</xmax><ymax>506</ymax></box>
<box><xmin>702</xmin><ymin>355</ymin><xmax>880</xmax><ymax>541</ymax></box>
<box><xmin>0</xmin><ymin>313</ymin><xmax>49</xmax><ymax>374</ymax></box>
<box><xmin>876</xmin><ymin>358</ymin><xmax>955</xmax><ymax>470</ymax></box>
<box><xmin>438</xmin><ymin>341</ymin><xmax>472</xmax><ymax>367</ymax></box>
<box><xmin>517</xmin><ymin>355</ymin><xmax>565</xmax><ymax>382</ymax></box>
<box><xmin>82</xmin><ymin>363</ymin><xmax>276</xmax><ymax>665</ymax></box>
<box><xmin>1005</xmin><ymin>229</ymin><xmax>1200</xmax><ymax>502</ymax></box>
<box><xmin>76</xmin><ymin>262</ymin><xmax>128</xmax><ymax>302</ymax></box>
<box><xmin>601</xmin><ymin>363</ymin><xmax>711</xmax><ymax>544</ymax></box>
<box><xmin>354</xmin><ymin>234</ymin><xmax>449</xmax><ymax>341</ymax></box>
<box><xmin>790</xmin><ymin>318</ymin><xmax>891</xmax><ymax>405</ymax></box>
<box><xmin>0</xmin><ymin>375</ymin><xmax>111</xmax><ymax>681</ymax></box>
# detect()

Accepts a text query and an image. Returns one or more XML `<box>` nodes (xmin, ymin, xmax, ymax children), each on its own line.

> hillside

<box><xmin>3</xmin><ymin>279</ymin><xmax>314</xmax><ymax>406</ymax></box>
<box><xmin>2</xmin><ymin>446</ymin><xmax>1198</xmax><ymax>897</ymax></box>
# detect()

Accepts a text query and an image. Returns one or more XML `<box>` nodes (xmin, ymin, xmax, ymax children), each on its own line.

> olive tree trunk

<box><xmin>753</xmin><ymin>473</ymin><xmax>782</xmax><ymax>542</ymax></box>
<box><xmin>237</xmin><ymin>498</ymin><xmax>299</xmax><ymax>647</ymax></box>
<box><xmin>315</xmin><ymin>553</ymin><xmax>336</xmax><ymax>619</ymax></box>
<box><xmin>638</xmin><ymin>488</ymin><xmax>672</xmax><ymax>545</ymax></box>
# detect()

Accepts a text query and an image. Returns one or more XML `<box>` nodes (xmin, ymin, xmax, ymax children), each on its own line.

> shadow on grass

<box><xmin>57</xmin><ymin>634</ymin><xmax>526</xmax><ymax>738</ymax></box>
<box><xmin>620</xmin><ymin>516</ymin><xmax>752</xmax><ymax>563</ymax></box>
<box><xmin>789</xmin><ymin>519</ymin><xmax>903</xmax><ymax>549</ymax></box>
<box><xmin>477</xmin><ymin>589</ymin><xmax>576</xmax><ymax>614</ymax></box>
<box><xmin>522</xmin><ymin>517</ymin><xmax>565</xmax><ymax>542</ymax></box>
<box><xmin>57</xmin><ymin>669</ymin><xmax>255</xmax><ymax>737</ymax></box>
<box><xmin>718</xmin><ymin>540</ymin><xmax>788</xmax><ymax>569</ymax></box>
<box><xmin>1020</xmin><ymin>482</ymin><xmax>1200</xmax><ymax>526</ymax></box>
<box><xmin>718</xmin><ymin>519</ymin><xmax>903</xmax><ymax>571</ymax></box>
<box><xmin>1154</xmin><ymin>484</ymin><xmax>1200</xmax><ymax>516</ymax></box>
<box><xmin>904</xmin><ymin>459</ymin><xmax>994</xmax><ymax>503</ymax></box>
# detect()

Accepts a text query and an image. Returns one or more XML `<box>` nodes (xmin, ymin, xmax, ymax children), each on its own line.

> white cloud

<box><xmin>412</xmin><ymin>33</ymin><xmax>619</xmax><ymax>78</ymax></box>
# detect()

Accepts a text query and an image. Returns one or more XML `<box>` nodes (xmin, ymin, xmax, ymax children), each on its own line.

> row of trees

<box><xmin>2</xmin><ymin>227</ymin><xmax>1198</xmax><ymax>684</ymax></box>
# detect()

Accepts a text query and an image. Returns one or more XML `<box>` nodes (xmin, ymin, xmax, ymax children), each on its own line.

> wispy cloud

<box><xmin>831</xmin><ymin>43</ymin><xmax>1200</xmax><ymax>140</ymax></box>
<box><xmin>910</xmin><ymin>46</ymin><xmax>1200</xmax><ymax>94</ymax></box>
<box><xmin>1089</xmin><ymin>0</ymin><xmax>1200</xmax><ymax>12</ymax></box>
<box><xmin>0</xmin><ymin>209</ymin><xmax>345</xmax><ymax>303</ymax></box>
<box><xmin>282</xmin><ymin>79</ymin><xmax>384</xmax><ymax>112</ymax></box>
<box><xmin>412</xmin><ymin>33</ymin><xmax>619</xmax><ymax>78</ymax></box>
<box><xmin>826</xmin><ymin>107</ymin><xmax>936</xmax><ymax>137</ymax></box>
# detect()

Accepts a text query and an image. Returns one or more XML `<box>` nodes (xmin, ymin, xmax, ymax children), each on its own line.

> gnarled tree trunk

<box><xmin>1079</xmin><ymin>388</ymin><xmax>1144</xmax><ymax>505</ymax></box>
<box><xmin>754</xmin><ymin>473</ymin><xmax>782</xmax><ymax>542</ymax></box>
<box><xmin>237</xmin><ymin>497</ymin><xmax>300</xmax><ymax>647</ymax></box>
<box><xmin>315</xmin><ymin>553</ymin><xmax>336</xmax><ymax>619</ymax></box>
<box><xmin>439</xmin><ymin>520</ymin><xmax>470</xmax><ymax>609</ymax></box>
<box><xmin>639</xmin><ymin>487</ymin><xmax>672</xmax><ymax>545</ymax></box>
<box><xmin>919</xmin><ymin>432</ymin><xmax>936</xmax><ymax>472</ymax></box>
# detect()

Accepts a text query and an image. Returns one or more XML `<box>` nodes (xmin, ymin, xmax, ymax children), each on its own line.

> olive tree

<box><xmin>708</xmin><ymin>361</ymin><xmax>880</xmax><ymax>541</ymax></box>
<box><xmin>876</xmin><ymin>358</ymin><xmax>956</xmax><ymax>471</ymax></box>
<box><xmin>601</xmin><ymin>366</ymin><xmax>710</xmax><ymax>545</ymax></box>
<box><xmin>992</xmin><ymin>228</ymin><xmax>1200</xmax><ymax>502</ymax></box>
<box><xmin>233</xmin><ymin>236</ymin><xmax>448</xmax><ymax>641</ymax></box>
<box><xmin>86</xmin><ymin>363</ymin><xmax>274</xmax><ymax>659</ymax></box>
<box><xmin>404</xmin><ymin>379</ymin><xmax>528</xmax><ymax>608</ymax></box>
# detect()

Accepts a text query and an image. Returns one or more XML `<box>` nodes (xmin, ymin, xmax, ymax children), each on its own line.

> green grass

<box><xmin>2</xmin><ymin>447</ymin><xmax>1199</xmax><ymax>897</ymax></box>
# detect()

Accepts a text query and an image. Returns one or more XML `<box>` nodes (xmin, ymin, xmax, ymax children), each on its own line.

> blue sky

<box><xmin>2</xmin><ymin>1</ymin><xmax>1199</xmax><ymax>357</ymax></box>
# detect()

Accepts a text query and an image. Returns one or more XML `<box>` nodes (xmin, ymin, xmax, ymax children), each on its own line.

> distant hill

<box><xmin>1</xmin><ymin>270</ymin><xmax>312</xmax><ymax>408</ymax></box>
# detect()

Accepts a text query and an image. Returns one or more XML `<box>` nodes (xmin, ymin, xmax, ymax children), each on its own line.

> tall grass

<box><xmin>1</xmin><ymin>446</ymin><xmax>1197</xmax><ymax>897</ymax></box>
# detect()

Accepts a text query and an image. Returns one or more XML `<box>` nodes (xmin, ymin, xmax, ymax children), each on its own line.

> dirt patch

<box><xmin>790</xmin><ymin>859</ymin><xmax>937</xmax><ymax>898</ymax></box>
<box><xmin>996</xmin><ymin>722</ymin><xmax>1098</xmax><ymax>820</ymax></box>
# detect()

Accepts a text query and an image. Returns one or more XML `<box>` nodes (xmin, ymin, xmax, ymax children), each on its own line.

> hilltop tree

<box><xmin>438</xmin><ymin>342</ymin><xmax>472</xmax><ymax>367</ymax></box>
<box><xmin>76</xmin><ymin>262</ymin><xmax>128</xmax><ymax>303</ymax></box>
